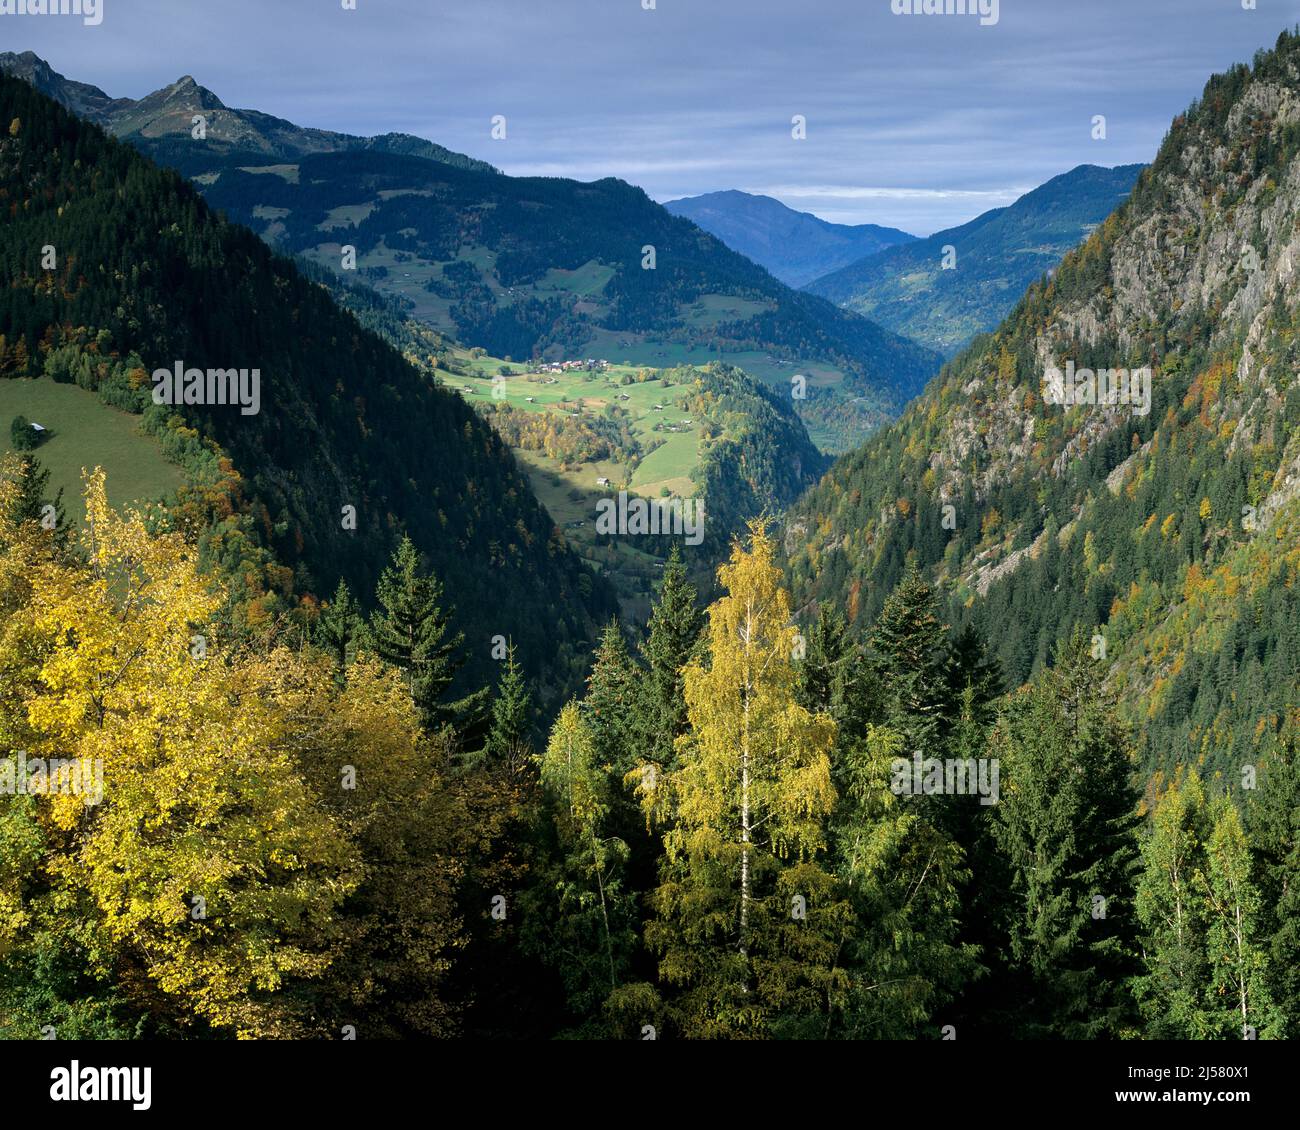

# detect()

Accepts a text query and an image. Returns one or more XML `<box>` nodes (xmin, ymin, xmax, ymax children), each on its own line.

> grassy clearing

<box><xmin>0</xmin><ymin>379</ymin><xmax>186</xmax><ymax>516</ymax></box>
<box><xmin>318</xmin><ymin>202</ymin><xmax>375</xmax><ymax>230</ymax></box>
<box><xmin>577</xmin><ymin>330</ymin><xmax>846</xmax><ymax>392</ymax></box>
<box><xmin>533</xmin><ymin>261</ymin><xmax>615</xmax><ymax>298</ymax></box>
<box><xmin>679</xmin><ymin>293</ymin><xmax>774</xmax><ymax>329</ymax></box>
<box><xmin>237</xmin><ymin>164</ymin><xmax>299</xmax><ymax>183</ymax></box>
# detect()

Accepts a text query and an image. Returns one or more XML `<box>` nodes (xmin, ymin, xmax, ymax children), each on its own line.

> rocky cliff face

<box><xmin>786</xmin><ymin>30</ymin><xmax>1300</xmax><ymax>780</ymax></box>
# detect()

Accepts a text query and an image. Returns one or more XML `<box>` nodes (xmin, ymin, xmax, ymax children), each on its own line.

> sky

<box><xmin>6</xmin><ymin>0</ymin><xmax>1300</xmax><ymax>235</ymax></box>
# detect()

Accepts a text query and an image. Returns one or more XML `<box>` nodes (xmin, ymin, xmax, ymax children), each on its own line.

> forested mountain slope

<box><xmin>0</xmin><ymin>56</ymin><xmax>944</xmax><ymax>453</ymax></box>
<box><xmin>0</xmin><ymin>72</ymin><xmax>613</xmax><ymax>701</ymax></box>
<box><xmin>806</xmin><ymin>164</ymin><xmax>1144</xmax><ymax>357</ymax></box>
<box><xmin>661</xmin><ymin>361</ymin><xmax>829</xmax><ymax>557</ymax></box>
<box><xmin>191</xmin><ymin>152</ymin><xmax>938</xmax><ymax>447</ymax></box>
<box><xmin>787</xmin><ymin>31</ymin><xmax>1300</xmax><ymax>780</ymax></box>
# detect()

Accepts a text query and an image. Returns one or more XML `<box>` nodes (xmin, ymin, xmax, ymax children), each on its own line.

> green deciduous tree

<box><xmin>1248</xmin><ymin>726</ymin><xmax>1300</xmax><ymax>1036</ymax></box>
<box><xmin>1197</xmin><ymin>796</ymin><xmax>1282</xmax><ymax>1038</ymax></box>
<box><xmin>8</xmin><ymin>416</ymin><xmax>36</xmax><ymax>452</ymax></box>
<box><xmin>1135</xmin><ymin>770</ymin><xmax>1214</xmax><ymax>1037</ymax></box>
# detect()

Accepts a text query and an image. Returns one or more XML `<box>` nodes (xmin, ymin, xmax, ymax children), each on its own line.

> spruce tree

<box><xmin>317</xmin><ymin>578</ymin><xmax>363</xmax><ymax>673</ymax></box>
<box><xmin>6</xmin><ymin>454</ymin><xmax>65</xmax><ymax>539</ymax></box>
<box><xmin>937</xmin><ymin>679</ymin><xmax>1010</xmax><ymax>1036</ymax></box>
<box><xmin>798</xmin><ymin>602</ymin><xmax>879</xmax><ymax>791</ymax></box>
<box><xmin>584</xmin><ymin>620</ymin><xmax>642</xmax><ymax>781</ymax></box>
<box><xmin>369</xmin><ymin>535</ymin><xmax>486</xmax><ymax>736</ymax></box>
<box><xmin>799</xmin><ymin>603</ymin><xmax>856</xmax><ymax>725</ymax></box>
<box><xmin>790</xmin><ymin>603</ymin><xmax>873</xmax><ymax>728</ymax></box>
<box><xmin>988</xmin><ymin>627</ymin><xmax>1142</xmax><ymax>1037</ymax></box>
<box><xmin>828</xmin><ymin>721</ymin><xmax>980</xmax><ymax>1038</ymax></box>
<box><xmin>639</xmin><ymin>547</ymin><xmax>703</xmax><ymax>770</ymax></box>
<box><xmin>870</xmin><ymin>566</ymin><xmax>951</xmax><ymax>751</ymax></box>
<box><xmin>486</xmin><ymin>641</ymin><xmax>534</xmax><ymax>769</ymax></box>
<box><xmin>945</xmin><ymin>623</ymin><xmax>1005</xmax><ymax>725</ymax></box>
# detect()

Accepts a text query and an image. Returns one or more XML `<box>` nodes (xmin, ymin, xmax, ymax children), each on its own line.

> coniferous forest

<box><xmin>0</xmin><ymin>6</ymin><xmax>1298</xmax><ymax>1106</ymax></box>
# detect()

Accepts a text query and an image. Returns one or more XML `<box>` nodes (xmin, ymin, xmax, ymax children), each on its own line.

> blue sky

<box><xmin>8</xmin><ymin>0</ymin><xmax>1300</xmax><ymax>234</ymax></box>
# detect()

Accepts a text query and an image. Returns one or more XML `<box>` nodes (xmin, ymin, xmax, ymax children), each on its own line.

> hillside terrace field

<box><xmin>438</xmin><ymin>350</ymin><xmax>706</xmax><ymax>621</ymax></box>
<box><xmin>445</xmin><ymin>353</ymin><xmax>703</xmax><ymax>490</ymax></box>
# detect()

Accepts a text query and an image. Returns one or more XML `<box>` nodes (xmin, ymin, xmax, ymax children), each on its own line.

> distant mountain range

<box><xmin>663</xmin><ymin>190</ymin><xmax>915</xmax><ymax>288</ymax></box>
<box><xmin>0</xmin><ymin>52</ymin><xmax>941</xmax><ymax>454</ymax></box>
<box><xmin>0</xmin><ymin>49</ymin><xmax>498</xmax><ymax>171</ymax></box>
<box><xmin>804</xmin><ymin>164</ymin><xmax>1146</xmax><ymax>357</ymax></box>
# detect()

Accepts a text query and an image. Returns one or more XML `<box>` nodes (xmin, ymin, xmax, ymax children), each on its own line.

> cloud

<box><xmin>747</xmin><ymin>185</ymin><xmax>1029</xmax><ymax>202</ymax></box>
<box><xmin>8</xmin><ymin>0</ymin><xmax>1289</xmax><ymax>230</ymax></box>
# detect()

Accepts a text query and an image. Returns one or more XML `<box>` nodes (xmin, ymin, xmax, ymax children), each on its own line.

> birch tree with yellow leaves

<box><xmin>642</xmin><ymin>520</ymin><xmax>851</xmax><ymax>1038</ymax></box>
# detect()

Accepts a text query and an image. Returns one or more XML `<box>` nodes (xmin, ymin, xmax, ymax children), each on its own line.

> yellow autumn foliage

<box><xmin>0</xmin><ymin>462</ymin><xmax>451</xmax><ymax>1037</ymax></box>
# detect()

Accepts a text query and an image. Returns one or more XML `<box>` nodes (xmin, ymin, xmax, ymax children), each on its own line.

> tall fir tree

<box><xmin>870</xmin><ymin>566</ymin><xmax>951</xmax><ymax>752</ymax></box>
<box><xmin>317</xmin><ymin>578</ymin><xmax>363</xmax><ymax>674</ymax></box>
<box><xmin>5</xmin><ymin>454</ymin><xmax>66</xmax><ymax>545</ymax></box>
<box><xmin>369</xmin><ymin>535</ymin><xmax>487</xmax><ymax>737</ymax></box>
<box><xmin>988</xmin><ymin>627</ymin><xmax>1142</xmax><ymax>1037</ymax></box>
<box><xmin>827</xmin><ymin>721</ymin><xmax>980</xmax><ymax>1038</ymax></box>
<box><xmin>798</xmin><ymin>603</ymin><xmax>878</xmax><ymax>735</ymax></box>
<box><xmin>486</xmin><ymin>641</ymin><xmax>534</xmax><ymax>771</ymax></box>
<box><xmin>639</xmin><ymin>546</ymin><xmax>704</xmax><ymax>771</ymax></box>
<box><xmin>584</xmin><ymin>620</ymin><xmax>642</xmax><ymax>782</ymax></box>
<box><xmin>945</xmin><ymin>622</ymin><xmax>1005</xmax><ymax>726</ymax></box>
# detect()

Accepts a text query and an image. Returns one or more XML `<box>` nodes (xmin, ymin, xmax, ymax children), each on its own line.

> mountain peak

<box><xmin>143</xmin><ymin>73</ymin><xmax>225</xmax><ymax>110</ymax></box>
<box><xmin>5</xmin><ymin>50</ymin><xmax>50</xmax><ymax>76</ymax></box>
<box><xmin>0</xmin><ymin>49</ymin><xmax>122</xmax><ymax>121</ymax></box>
<box><xmin>1</xmin><ymin>52</ymin><xmax>498</xmax><ymax>173</ymax></box>
<box><xmin>665</xmin><ymin>190</ymin><xmax>916</xmax><ymax>289</ymax></box>
<box><xmin>804</xmin><ymin>162</ymin><xmax>1145</xmax><ymax>356</ymax></box>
